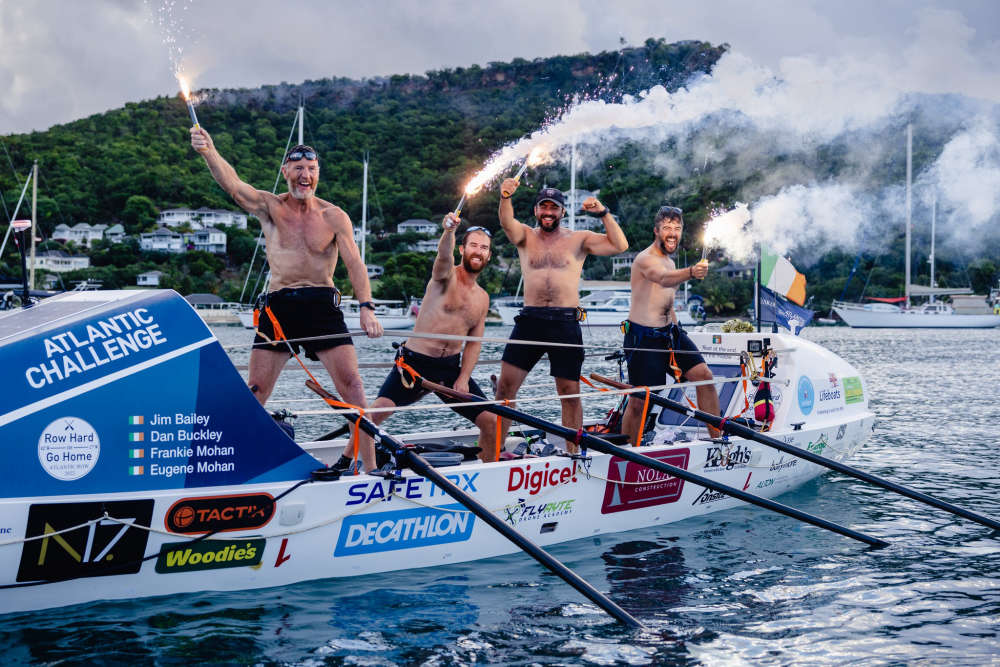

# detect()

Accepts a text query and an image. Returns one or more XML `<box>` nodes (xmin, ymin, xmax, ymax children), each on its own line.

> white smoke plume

<box><xmin>471</xmin><ymin>9</ymin><xmax>1000</xmax><ymax>266</ymax></box>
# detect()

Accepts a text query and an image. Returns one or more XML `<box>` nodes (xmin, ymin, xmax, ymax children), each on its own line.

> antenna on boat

<box><xmin>569</xmin><ymin>137</ymin><xmax>577</xmax><ymax>231</ymax></box>
<box><xmin>297</xmin><ymin>96</ymin><xmax>304</xmax><ymax>146</ymax></box>
<box><xmin>12</xmin><ymin>219</ymin><xmax>32</xmax><ymax>307</ymax></box>
<box><xmin>929</xmin><ymin>189</ymin><xmax>936</xmax><ymax>303</ymax></box>
<box><xmin>0</xmin><ymin>167</ymin><xmax>33</xmax><ymax>259</ymax></box>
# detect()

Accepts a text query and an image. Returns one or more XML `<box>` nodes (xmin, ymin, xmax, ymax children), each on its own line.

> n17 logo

<box><xmin>17</xmin><ymin>499</ymin><xmax>154</xmax><ymax>582</ymax></box>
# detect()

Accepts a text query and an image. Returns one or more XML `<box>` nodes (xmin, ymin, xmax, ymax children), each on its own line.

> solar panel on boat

<box><xmin>0</xmin><ymin>291</ymin><xmax>145</xmax><ymax>343</ymax></box>
<box><xmin>656</xmin><ymin>363</ymin><xmax>743</xmax><ymax>426</ymax></box>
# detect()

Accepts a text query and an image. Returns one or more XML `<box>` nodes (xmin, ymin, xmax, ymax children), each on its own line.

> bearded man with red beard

<box><xmin>621</xmin><ymin>206</ymin><xmax>720</xmax><ymax>445</ymax></box>
<box><xmin>370</xmin><ymin>215</ymin><xmax>499</xmax><ymax>460</ymax></box>
<box><xmin>191</xmin><ymin>129</ymin><xmax>382</xmax><ymax>471</ymax></box>
<box><xmin>495</xmin><ymin>182</ymin><xmax>629</xmax><ymax>453</ymax></box>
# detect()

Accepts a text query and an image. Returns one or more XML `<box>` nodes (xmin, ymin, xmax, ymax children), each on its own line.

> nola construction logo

<box><xmin>17</xmin><ymin>499</ymin><xmax>154</xmax><ymax>582</ymax></box>
<box><xmin>601</xmin><ymin>448</ymin><xmax>690</xmax><ymax>514</ymax></box>
<box><xmin>155</xmin><ymin>538</ymin><xmax>264</xmax><ymax>573</ymax></box>
<box><xmin>334</xmin><ymin>504</ymin><xmax>475</xmax><ymax>556</ymax></box>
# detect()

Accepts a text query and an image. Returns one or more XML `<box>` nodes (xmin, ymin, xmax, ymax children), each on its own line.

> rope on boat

<box><xmin>222</xmin><ymin>328</ymin><xmax>761</xmax><ymax>358</ymax></box>
<box><xmin>283</xmin><ymin>375</ymin><xmax>750</xmax><ymax>417</ymax></box>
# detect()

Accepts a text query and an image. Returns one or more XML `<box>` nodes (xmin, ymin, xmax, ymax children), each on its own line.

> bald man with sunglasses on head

<box><xmin>369</xmin><ymin>216</ymin><xmax>498</xmax><ymax>461</ymax></box>
<box><xmin>191</xmin><ymin>128</ymin><xmax>382</xmax><ymax>472</ymax></box>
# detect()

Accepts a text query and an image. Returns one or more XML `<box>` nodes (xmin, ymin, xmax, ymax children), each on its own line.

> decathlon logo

<box><xmin>334</xmin><ymin>504</ymin><xmax>474</xmax><ymax>556</ymax></box>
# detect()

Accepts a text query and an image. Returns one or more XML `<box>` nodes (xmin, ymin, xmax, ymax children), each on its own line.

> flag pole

<box><xmin>755</xmin><ymin>244</ymin><xmax>762</xmax><ymax>332</ymax></box>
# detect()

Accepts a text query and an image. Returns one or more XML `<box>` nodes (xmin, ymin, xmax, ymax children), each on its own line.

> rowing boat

<box><xmin>0</xmin><ymin>289</ymin><xmax>876</xmax><ymax>614</ymax></box>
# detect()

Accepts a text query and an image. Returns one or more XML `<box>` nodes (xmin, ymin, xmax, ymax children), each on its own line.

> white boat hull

<box><xmin>833</xmin><ymin>306</ymin><xmax>1000</xmax><ymax>328</ymax></box>
<box><xmin>0</xmin><ymin>292</ymin><xmax>876</xmax><ymax>614</ymax></box>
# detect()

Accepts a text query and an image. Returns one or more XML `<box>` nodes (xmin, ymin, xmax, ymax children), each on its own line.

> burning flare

<box><xmin>702</xmin><ymin>203</ymin><xmax>751</xmax><ymax>260</ymax></box>
<box><xmin>176</xmin><ymin>72</ymin><xmax>199</xmax><ymax>128</ymax></box>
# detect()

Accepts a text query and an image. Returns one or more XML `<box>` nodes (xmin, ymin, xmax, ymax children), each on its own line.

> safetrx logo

<box><xmin>334</xmin><ymin>504</ymin><xmax>474</xmax><ymax>556</ymax></box>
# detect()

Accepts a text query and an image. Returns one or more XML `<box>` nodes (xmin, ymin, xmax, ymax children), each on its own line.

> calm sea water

<box><xmin>3</xmin><ymin>325</ymin><xmax>999</xmax><ymax>665</ymax></box>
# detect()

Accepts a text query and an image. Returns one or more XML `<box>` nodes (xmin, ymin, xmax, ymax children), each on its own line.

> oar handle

<box><xmin>304</xmin><ymin>379</ymin><xmax>643</xmax><ymax>628</ymax></box>
<box><xmin>589</xmin><ymin>374</ymin><xmax>1000</xmax><ymax>533</ymax></box>
<box><xmin>419</xmin><ymin>378</ymin><xmax>887</xmax><ymax>548</ymax></box>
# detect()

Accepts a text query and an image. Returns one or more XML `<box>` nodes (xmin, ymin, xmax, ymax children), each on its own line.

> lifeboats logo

<box><xmin>17</xmin><ymin>499</ymin><xmax>154</xmax><ymax>582</ymax></box>
<box><xmin>155</xmin><ymin>538</ymin><xmax>264</xmax><ymax>573</ymax></box>
<box><xmin>165</xmin><ymin>493</ymin><xmax>275</xmax><ymax>534</ymax></box>
<box><xmin>601</xmin><ymin>448</ymin><xmax>689</xmax><ymax>514</ymax></box>
<box><xmin>507</xmin><ymin>460</ymin><xmax>578</xmax><ymax>496</ymax></box>
<box><xmin>334</xmin><ymin>504</ymin><xmax>474</xmax><ymax>556</ymax></box>
<box><xmin>797</xmin><ymin>376</ymin><xmax>814</xmax><ymax>415</ymax></box>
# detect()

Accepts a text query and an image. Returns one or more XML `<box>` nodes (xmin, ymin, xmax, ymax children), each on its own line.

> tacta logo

<box><xmin>508</xmin><ymin>460</ymin><xmax>578</xmax><ymax>496</ymax></box>
<box><xmin>165</xmin><ymin>493</ymin><xmax>275</xmax><ymax>534</ymax></box>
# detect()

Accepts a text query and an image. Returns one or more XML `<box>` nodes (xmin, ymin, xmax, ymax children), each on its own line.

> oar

<box><xmin>418</xmin><ymin>378</ymin><xmax>887</xmax><ymax>549</ymax></box>
<box><xmin>591</xmin><ymin>374</ymin><xmax>1000</xmax><ymax>533</ymax></box>
<box><xmin>304</xmin><ymin>380</ymin><xmax>643</xmax><ymax>629</ymax></box>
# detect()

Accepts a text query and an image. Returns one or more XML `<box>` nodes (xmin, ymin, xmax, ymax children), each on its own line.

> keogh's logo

<box><xmin>164</xmin><ymin>493</ymin><xmax>274</xmax><ymax>534</ymax></box>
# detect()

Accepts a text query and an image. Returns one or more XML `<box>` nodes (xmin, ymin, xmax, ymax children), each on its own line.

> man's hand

<box><xmin>581</xmin><ymin>196</ymin><xmax>606</xmax><ymax>215</ymax></box>
<box><xmin>453</xmin><ymin>377</ymin><xmax>470</xmax><ymax>395</ymax></box>
<box><xmin>443</xmin><ymin>212</ymin><xmax>460</xmax><ymax>230</ymax></box>
<box><xmin>190</xmin><ymin>126</ymin><xmax>214</xmax><ymax>153</ymax></box>
<box><xmin>500</xmin><ymin>178</ymin><xmax>519</xmax><ymax>199</ymax></box>
<box><xmin>360</xmin><ymin>308</ymin><xmax>383</xmax><ymax>338</ymax></box>
<box><xmin>691</xmin><ymin>260</ymin><xmax>709</xmax><ymax>280</ymax></box>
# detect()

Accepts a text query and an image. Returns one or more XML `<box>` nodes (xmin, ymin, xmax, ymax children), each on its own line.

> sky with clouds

<box><xmin>1</xmin><ymin>0</ymin><xmax>998</xmax><ymax>135</ymax></box>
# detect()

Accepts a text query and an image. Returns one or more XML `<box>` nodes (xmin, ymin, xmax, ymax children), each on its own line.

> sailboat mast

<box><xmin>297</xmin><ymin>103</ymin><xmax>304</xmax><ymax>146</ymax></box>
<box><xmin>569</xmin><ymin>138</ymin><xmax>577</xmax><ymax>232</ymax></box>
<box><xmin>929</xmin><ymin>190</ymin><xmax>936</xmax><ymax>303</ymax></box>
<box><xmin>905</xmin><ymin>124</ymin><xmax>912</xmax><ymax>309</ymax></box>
<box><xmin>29</xmin><ymin>161</ymin><xmax>37</xmax><ymax>290</ymax></box>
<box><xmin>361</xmin><ymin>153</ymin><xmax>368</xmax><ymax>264</ymax></box>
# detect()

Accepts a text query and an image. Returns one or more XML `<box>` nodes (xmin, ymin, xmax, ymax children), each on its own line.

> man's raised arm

<box><xmin>190</xmin><ymin>127</ymin><xmax>270</xmax><ymax>219</ymax></box>
<box><xmin>581</xmin><ymin>196</ymin><xmax>629</xmax><ymax>256</ymax></box>
<box><xmin>639</xmin><ymin>254</ymin><xmax>709</xmax><ymax>288</ymax></box>
<box><xmin>431</xmin><ymin>213</ymin><xmax>460</xmax><ymax>282</ymax></box>
<box><xmin>333</xmin><ymin>209</ymin><xmax>383</xmax><ymax>338</ymax></box>
<box><xmin>498</xmin><ymin>178</ymin><xmax>528</xmax><ymax>246</ymax></box>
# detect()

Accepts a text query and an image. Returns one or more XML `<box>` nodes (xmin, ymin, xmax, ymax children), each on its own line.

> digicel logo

<box><xmin>165</xmin><ymin>493</ymin><xmax>274</xmax><ymax>534</ymax></box>
<box><xmin>508</xmin><ymin>460</ymin><xmax>578</xmax><ymax>496</ymax></box>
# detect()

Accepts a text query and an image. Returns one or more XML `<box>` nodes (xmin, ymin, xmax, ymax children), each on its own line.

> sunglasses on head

<box><xmin>285</xmin><ymin>150</ymin><xmax>318</xmax><ymax>162</ymax></box>
<box><xmin>658</xmin><ymin>206</ymin><xmax>683</xmax><ymax>216</ymax></box>
<box><xmin>464</xmin><ymin>226</ymin><xmax>492</xmax><ymax>238</ymax></box>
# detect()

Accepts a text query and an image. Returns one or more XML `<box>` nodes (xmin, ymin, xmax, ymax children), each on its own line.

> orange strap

<box><xmin>262</xmin><ymin>306</ymin><xmax>366</xmax><ymax>474</ymax></box>
<box><xmin>394</xmin><ymin>355</ymin><xmax>420</xmax><ymax>389</ymax></box>
<box><xmin>579</xmin><ymin>375</ymin><xmax>610</xmax><ymax>392</ymax></box>
<box><xmin>635</xmin><ymin>386</ymin><xmax>650</xmax><ymax>447</ymax></box>
<box><xmin>494</xmin><ymin>400</ymin><xmax>510</xmax><ymax>462</ymax></box>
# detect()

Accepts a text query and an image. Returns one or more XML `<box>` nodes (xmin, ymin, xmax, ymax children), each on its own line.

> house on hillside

<box><xmin>183</xmin><ymin>228</ymin><xmax>227</xmax><ymax>254</ymax></box>
<box><xmin>158</xmin><ymin>207</ymin><xmax>248</xmax><ymax>230</ymax></box>
<box><xmin>32</xmin><ymin>250</ymin><xmax>90</xmax><ymax>272</ymax></box>
<box><xmin>140</xmin><ymin>228</ymin><xmax>185</xmax><ymax>253</ymax></box>
<box><xmin>407</xmin><ymin>239</ymin><xmax>438</xmax><ymax>253</ymax></box>
<box><xmin>396</xmin><ymin>219</ymin><xmax>436</xmax><ymax>235</ymax></box>
<box><xmin>718</xmin><ymin>261</ymin><xmax>755</xmax><ymax>280</ymax></box>
<box><xmin>612</xmin><ymin>252</ymin><xmax>637</xmax><ymax>275</ymax></box>
<box><xmin>51</xmin><ymin>222</ymin><xmax>108</xmax><ymax>246</ymax></box>
<box><xmin>105</xmin><ymin>224</ymin><xmax>126</xmax><ymax>243</ymax></box>
<box><xmin>137</xmin><ymin>270</ymin><xmax>163</xmax><ymax>287</ymax></box>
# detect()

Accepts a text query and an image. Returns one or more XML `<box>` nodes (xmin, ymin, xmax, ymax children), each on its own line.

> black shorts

<box><xmin>623</xmin><ymin>321</ymin><xmax>706</xmax><ymax>388</ymax></box>
<box><xmin>501</xmin><ymin>307</ymin><xmax>585</xmax><ymax>381</ymax></box>
<box><xmin>377</xmin><ymin>346</ymin><xmax>488</xmax><ymax>423</ymax></box>
<box><xmin>253</xmin><ymin>287</ymin><xmax>351</xmax><ymax>361</ymax></box>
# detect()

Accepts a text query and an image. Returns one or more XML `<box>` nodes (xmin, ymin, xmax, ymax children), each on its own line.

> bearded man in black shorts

<box><xmin>191</xmin><ymin>129</ymin><xmax>382</xmax><ymax>471</ymax></box>
<box><xmin>369</xmin><ymin>214</ymin><xmax>498</xmax><ymax>461</ymax></box>
<box><xmin>495</xmin><ymin>182</ymin><xmax>629</xmax><ymax>452</ymax></box>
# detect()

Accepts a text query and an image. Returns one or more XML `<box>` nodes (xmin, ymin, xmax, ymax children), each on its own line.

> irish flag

<box><xmin>760</xmin><ymin>245</ymin><xmax>807</xmax><ymax>306</ymax></box>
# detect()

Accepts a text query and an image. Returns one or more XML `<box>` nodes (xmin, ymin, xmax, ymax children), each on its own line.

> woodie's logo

<box><xmin>17</xmin><ymin>499</ymin><xmax>154</xmax><ymax>582</ymax></box>
<box><xmin>602</xmin><ymin>448</ymin><xmax>689</xmax><ymax>514</ymax></box>
<box><xmin>507</xmin><ymin>460</ymin><xmax>578</xmax><ymax>496</ymax></box>
<box><xmin>155</xmin><ymin>538</ymin><xmax>264</xmax><ymax>573</ymax></box>
<box><xmin>165</xmin><ymin>493</ymin><xmax>274</xmax><ymax>534</ymax></box>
